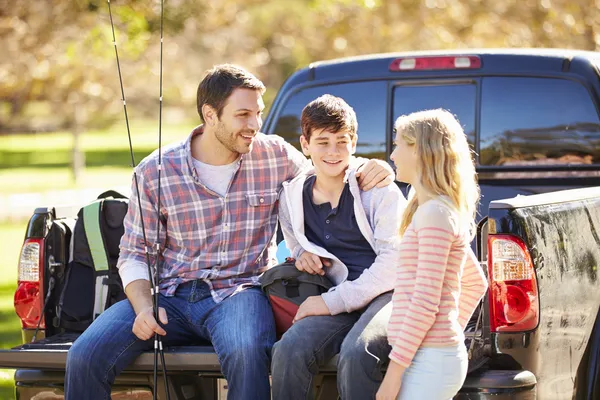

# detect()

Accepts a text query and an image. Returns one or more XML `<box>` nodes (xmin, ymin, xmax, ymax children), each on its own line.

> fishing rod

<box><xmin>107</xmin><ymin>1</ymin><xmax>170</xmax><ymax>399</ymax></box>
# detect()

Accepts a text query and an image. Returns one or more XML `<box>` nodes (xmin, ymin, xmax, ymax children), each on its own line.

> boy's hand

<box><xmin>293</xmin><ymin>296</ymin><xmax>330</xmax><ymax>322</ymax></box>
<box><xmin>132</xmin><ymin>306</ymin><xmax>168</xmax><ymax>340</ymax></box>
<box><xmin>356</xmin><ymin>159</ymin><xmax>394</xmax><ymax>191</ymax></box>
<box><xmin>295</xmin><ymin>251</ymin><xmax>331</xmax><ymax>276</ymax></box>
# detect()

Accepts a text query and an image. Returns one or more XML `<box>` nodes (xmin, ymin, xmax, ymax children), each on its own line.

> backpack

<box><xmin>259</xmin><ymin>260</ymin><xmax>333</xmax><ymax>337</ymax></box>
<box><xmin>54</xmin><ymin>190</ymin><xmax>129</xmax><ymax>332</ymax></box>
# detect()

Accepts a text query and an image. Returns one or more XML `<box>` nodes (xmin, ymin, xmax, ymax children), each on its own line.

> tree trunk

<box><xmin>71</xmin><ymin>104</ymin><xmax>85</xmax><ymax>185</ymax></box>
<box><xmin>583</xmin><ymin>0</ymin><xmax>598</xmax><ymax>51</ymax></box>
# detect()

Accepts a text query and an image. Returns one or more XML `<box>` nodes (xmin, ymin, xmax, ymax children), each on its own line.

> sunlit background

<box><xmin>1</xmin><ymin>0</ymin><xmax>599</xmax><ymax>396</ymax></box>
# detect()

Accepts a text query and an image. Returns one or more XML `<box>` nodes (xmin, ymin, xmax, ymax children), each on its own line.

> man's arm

<box><xmin>282</xmin><ymin>140</ymin><xmax>312</xmax><ymax>181</ymax></box>
<box><xmin>117</xmin><ymin>162</ymin><xmax>168</xmax><ymax>339</ymax></box>
<box><xmin>352</xmin><ymin>157</ymin><xmax>395</xmax><ymax>191</ymax></box>
<box><xmin>118</xmin><ymin>162</ymin><xmax>167</xmax><ymax>291</ymax></box>
<box><xmin>126</xmin><ymin>279</ymin><xmax>167</xmax><ymax>340</ymax></box>
<box><xmin>125</xmin><ymin>279</ymin><xmax>153</xmax><ymax>315</ymax></box>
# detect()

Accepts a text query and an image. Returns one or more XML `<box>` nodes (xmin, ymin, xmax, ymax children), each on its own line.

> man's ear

<box><xmin>202</xmin><ymin>104</ymin><xmax>218</xmax><ymax>126</ymax></box>
<box><xmin>299</xmin><ymin>135</ymin><xmax>311</xmax><ymax>157</ymax></box>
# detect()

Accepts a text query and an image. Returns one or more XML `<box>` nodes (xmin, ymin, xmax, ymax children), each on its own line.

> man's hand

<box><xmin>376</xmin><ymin>361</ymin><xmax>405</xmax><ymax>400</ymax></box>
<box><xmin>132</xmin><ymin>305</ymin><xmax>168</xmax><ymax>341</ymax></box>
<box><xmin>293</xmin><ymin>296</ymin><xmax>331</xmax><ymax>323</ymax></box>
<box><xmin>295</xmin><ymin>251</ymin><xmax>331</xmax><ymax>276</ymax></box>
<box><xmin>356</xmin><ymin>159</ymin><xmax>394</xmax><ymax>191</ymax></box>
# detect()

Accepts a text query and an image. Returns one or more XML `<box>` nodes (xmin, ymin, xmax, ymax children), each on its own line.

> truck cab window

<box><xmin>271</xmin><ymin>81</ymin><xmax>388</xmax><ymax>159</ymax></box>
<box><xmin>392</xmin><ymin>83</ymin><xmax>477</xmax><ymax>152</ymax></box>
<box><xmin>480</xmin><ymin>77</ymin><xmax>600</xmax><ymax>166</ymax></box>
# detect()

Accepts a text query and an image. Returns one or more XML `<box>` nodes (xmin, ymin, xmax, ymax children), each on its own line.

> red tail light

<box><xmin>389</xmin><ymin>55</ymin><xmax>481</xmax><ymax>71</ymax></box>
<box><xmin>14</xmin><ymin>238</ymin><xmax>45</xmax><ymax>329</ymax></box>
<box><xmin>488</xmin><ymin>235</ymin><xmax>539</xmax><ymax>332</ymax></box>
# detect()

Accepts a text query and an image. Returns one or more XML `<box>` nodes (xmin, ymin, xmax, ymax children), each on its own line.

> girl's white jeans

<box><xmin>397</xmin><ymin>343</ymin><xmax>469</xmax><ymax>400</ymax></box>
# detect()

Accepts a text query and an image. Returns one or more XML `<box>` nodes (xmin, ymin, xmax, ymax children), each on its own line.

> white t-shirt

<box><xmin>192</xmin><ymin>157</ymin><xmax>239</xmax><ymax>197</ymax></box>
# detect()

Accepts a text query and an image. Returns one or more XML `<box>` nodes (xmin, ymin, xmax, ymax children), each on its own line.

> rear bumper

<box><xmin>6</xmin><ymin>345</ymin><xmax>536</xmax><ymax>399</ymax></box>
<box><xmin>456</xmin><ymin>369</ymin><xmax>537</xmax><ymax>399</ymax></box>
<box><xmin>14</xmin><ymin>370</ymin><xmax>221</xmax><ymax>400</ymax></box>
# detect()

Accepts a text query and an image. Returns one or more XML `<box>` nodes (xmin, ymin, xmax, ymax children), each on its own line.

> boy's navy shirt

<box><xmin>302</xmin><ymin>175</ymin><xmax>377</xmax><ymax>281</ymax></box>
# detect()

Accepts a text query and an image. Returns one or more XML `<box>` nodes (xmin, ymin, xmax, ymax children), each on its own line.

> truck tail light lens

<box><xmin>488</xmin><ymin>235</ymin><xmax>539</xmax><ymax>332</ymax></box>
<box><xmin>14</xmin><ymin>238</ymin><xmax>45</xmax><ymax>329</ymax></box>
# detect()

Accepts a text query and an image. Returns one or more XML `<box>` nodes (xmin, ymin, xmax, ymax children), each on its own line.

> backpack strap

<box><xmin>82</xmin><ymin>199</ymin><xmax>109</xmax><ymax>272</ymax></box>
<box><xmin>97</xmin><ymin>190</ymin><xmax>128</xmax><ymax>200</ymax></box>
<box><xmin>82</xmin><ymin>199</ymin><xmax>110</xmax><ymax>319</ymax></box>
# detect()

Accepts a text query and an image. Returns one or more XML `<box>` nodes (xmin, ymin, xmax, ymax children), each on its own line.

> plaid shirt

<box><xmin>117</xmin><ymin>126</ymin><xmax>309</xmax><ymax>301</ymax></box>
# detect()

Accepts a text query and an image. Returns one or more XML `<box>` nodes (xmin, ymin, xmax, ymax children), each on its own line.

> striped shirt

<box><xmin>117</xmin><ymin>125</ymin><xmax>309</xmax><ymax>302</ymax></box>
<box><xmin>387</xmin><ymin>198</ymin><xmax>488</xmax><ymax>368</ymax></box>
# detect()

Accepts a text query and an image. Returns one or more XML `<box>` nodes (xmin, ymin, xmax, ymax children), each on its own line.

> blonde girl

<box><xmin>377</xmin><ymin>109</ymin><xmax>488</xmax><ymax>400</ymax></box>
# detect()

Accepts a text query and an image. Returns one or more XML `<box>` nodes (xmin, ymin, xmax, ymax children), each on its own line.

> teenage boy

<box><xmin>271</xmin><ymin>94</ymin><xmax>407</xmax><ymax>400</ymax></box>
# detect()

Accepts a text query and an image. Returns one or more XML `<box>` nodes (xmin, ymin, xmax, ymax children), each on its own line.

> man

<box><xmin>65</xmin><ymin>64</ymin><xmax>393</xmax><ymax>399</ymax></box>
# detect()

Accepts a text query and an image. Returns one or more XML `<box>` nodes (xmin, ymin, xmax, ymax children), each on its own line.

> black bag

<box><xmin>55</xmin><ymin>191</ymin><xmax>129</xmax><ymax>332</ymax></box>
<box><xmin>259</xmin><ymin>260</ymin><xmax>333</xmax><ymax>337</ymax></box>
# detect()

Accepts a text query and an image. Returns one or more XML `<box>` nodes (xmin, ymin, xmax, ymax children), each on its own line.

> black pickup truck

<box><xmin>2</xmin><ymin>49</ymin><xmax>600</xmax><ymax>399</ymax></box>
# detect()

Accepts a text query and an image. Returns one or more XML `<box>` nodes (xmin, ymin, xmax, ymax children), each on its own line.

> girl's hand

<box><xmin>376</xmin><ymin>374</ymin><xmax>401</xmax><ymax>400</ymax></box>
<box><xmin>376</xmin><ymin>361</ymin><xmax>405</xmax><ymax>400</ymax></box>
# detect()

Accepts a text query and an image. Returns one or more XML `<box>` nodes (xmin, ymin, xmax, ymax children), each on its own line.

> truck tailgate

<box><xmin>0</xmin><ymin>346</ymin><xmax>224</xmax><ymax>372</ymax></box>
<box><xmin>0</xmin><ymin>333</ymin><xmax>222</xmax><ymax>372</ymax></box>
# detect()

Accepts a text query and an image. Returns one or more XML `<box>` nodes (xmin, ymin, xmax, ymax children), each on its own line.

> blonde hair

<box><xmin>395</xmin><ymin>109</ymin><xmax>480</xmax><ymax>238</ymax></box>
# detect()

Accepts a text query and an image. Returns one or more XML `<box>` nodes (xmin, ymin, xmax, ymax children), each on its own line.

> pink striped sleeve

<box><xmin>389</xmin><ymin>210</ymin><xmax>455</xmax><ymax>368</ymax></box>
<box><xmin>457</xmin><ymin>249</ymin><xmax>488</xmax><ymax>329</ymax></box>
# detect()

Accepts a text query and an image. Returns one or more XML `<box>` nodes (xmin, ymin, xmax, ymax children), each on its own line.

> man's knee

<box><xmin>220</xmin><ymin>334</ymin><xmax>273</xmax><ymax>370</ymax></box>
<box><xmin>66</xmin><ymin>335</ymin><xmax>107</xmax><ymax>377</ymax></box>
<box><xmin>66</xmin><ymin>341</ymin><xmax>86</xmax><ymax>371</ymax></box>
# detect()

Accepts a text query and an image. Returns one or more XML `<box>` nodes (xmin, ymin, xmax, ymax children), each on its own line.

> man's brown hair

<box><xmin>196</xmin><ymin>64</ymin><xmax>266</xmax><ymax>122</ymax></box>
<box><xmin>301</xmin><ymin>94</ymin><xmax>358</xmax><ymax>142</ymax></box>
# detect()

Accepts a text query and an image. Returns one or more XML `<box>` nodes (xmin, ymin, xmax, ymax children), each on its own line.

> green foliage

<box><xmin>1</xmin><ymin>0</ymin><xmax>599</xmax><ymax>132</ymax></box>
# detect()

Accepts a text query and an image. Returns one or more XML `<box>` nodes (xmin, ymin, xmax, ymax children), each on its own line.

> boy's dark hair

<box><xmin>196</xmin><ymin>64</ymin><xmax>266</xmax><ymax>122</ymax></box>
<box><xmin>301</xmin><ymin>94</ymin><xmax>358</xmax><ymax>141</ymax></box>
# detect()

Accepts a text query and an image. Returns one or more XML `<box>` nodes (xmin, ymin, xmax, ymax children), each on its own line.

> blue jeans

<box><xmin>65</xmin><ymin>280</ymin><xmax>276</xmax><ymax>400</ymax></box>
<box><xmin>397</xmin><ymin>343</ymin><xmax>468</xmax><ymax>399</ymax></box>
<box><xmin>271</xmin><ymin>292</ymin><xmax>393</xmax><ymax>400</ymax></box>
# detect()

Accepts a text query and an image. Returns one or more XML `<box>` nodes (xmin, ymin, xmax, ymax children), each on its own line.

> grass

<box><xmin>0</xmin><ymin>166</ymin><xmax>133</xmax><ymax>194</ymax></box>
<box><xmin>0</xmin><ymin>222</ymin><xmax>26</xmax><ymax>400</ymax></box>
<box><xmin>0</xmin><ymin>119</ymin><xmax>195</xmax><ymax>195</ymax></box>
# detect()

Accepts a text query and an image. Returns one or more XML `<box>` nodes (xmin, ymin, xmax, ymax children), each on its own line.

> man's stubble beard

<box><xmin>214</xmin><ymin>121</ymin><xmax>249</xmax><ymax>155</ymax></box>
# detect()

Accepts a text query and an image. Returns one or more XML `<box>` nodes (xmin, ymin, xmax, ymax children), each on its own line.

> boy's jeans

<box><xmin>65</xmin><ymin>280</ymin><xmax>275</xmax><ymax>400</ymax></box>
<box><xmin>271</xmin><ymin>292</ymin><xmax>393</xmax><ymax>400</ymax></box>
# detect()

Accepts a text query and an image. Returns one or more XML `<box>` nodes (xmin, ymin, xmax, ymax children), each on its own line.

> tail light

<box><xmin>14</xmin><ymin>238</ymin><xmax>45</xmax><ymax>329</ymax></box>
<box><xmin>487</xmin><ymin>235</ymin><xmax>539</xmax><ymax>332</ymax></box>
<box><xmin>389</xmin><ymin>55</ymin><xmax>481</xmax><ymax>71</ymax></box>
